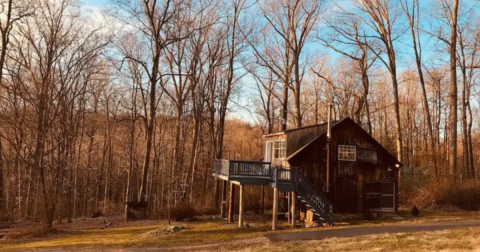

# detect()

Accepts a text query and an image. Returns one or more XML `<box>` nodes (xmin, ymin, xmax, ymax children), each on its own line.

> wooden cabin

<box><xmin>264</xmin><ymin>117</ymin><xmax>401</xmax><ymax>214</ymax></box>
<box><xmin>213</xmin><ymin>116</ymin><xmax>401</xmax><ymax>229</ymax></box>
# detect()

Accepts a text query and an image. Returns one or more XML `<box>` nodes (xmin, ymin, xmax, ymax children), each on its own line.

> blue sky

<box><xmin>83</xmin><ymin>0</ymin><xmax>108</xmax><ymax>7</ymax></box>
<box><xmin>78</xmin><ymin>0</ymin><xmax>480</xmax><ymax>124</ymax></box>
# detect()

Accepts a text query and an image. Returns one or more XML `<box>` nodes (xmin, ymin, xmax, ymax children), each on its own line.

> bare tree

<box><xmin>427</xmin><ymin>0</ymin><xmax>460</xmax><ymax>179</ymax></box>
<box><xmin>339</xmin><ymin>0</ymin><xmax>404</xmax><ymax>162</ymax></box>
<box><xmin>457</xmin><ymin>17</ymin><xmax>479</xmax><ymax>179</ymax></box>
<box><xmin>0</xmin><ymin>0</ymin><xmax>32</xmax><ymax>222</ymax></box>
<box><xmin>9</xmin><ymin>0</ymin><xmax>107</xmax><ymax>228</ymax></box>
<box><xmin>317</xmin><ymin>17</ymin><xmax>376</xmax><ymax>131</ymax></box>
<box><xmin>246</xmin><ymin>65</ymin><xmax>280</xmax><ymax>134</ymax></box>
<box><xmin>244</xmin><ymin>0</ymin><xmax>321</xmax><ymax>128</ymax></box>
<box><xmin>111</xmin><ymin>0</ymin><xmax>187</xmax><ymax>203</ymax></box>
<box><xmin>400</xmin><ymin>0</ymin><xmax>438</xmax><ymax>176</ymax></box>
<box><xmin>448</xmin><ymin>0</ymin><xmax>459</xmax><ymax>180</ymax></box>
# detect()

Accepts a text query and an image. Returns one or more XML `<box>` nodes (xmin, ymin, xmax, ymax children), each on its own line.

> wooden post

<box><xmin>239</xmin><ymin>184</ymin><xmax>244</xmax><ymax>228</ymax></box>
<box><xmin>228</xmin><ymin>183</ymin><xmax>235</xmax><ymax>223</ymax></box>
<box><xmin>272</xmin><ymin>188</ymin><xmax>278</xmax><ymax>230</ymax></box>
<box><xmin>260</xmin><ymin>185</ymin><xmax>265</xmax><ymax>214</ymax></box>
<box><xmin>291</xmin><ymin>191</ymin><xmax>296</xmax><ymax>227</ymax></box>
<box><xmin>221</xmin><ymin>181</ymin><xmax>227</xmax><ymax>218</ymax></box>
<box><xmin>214</xmin><ymin>180</ymin><xmax>219</xmax><ymax>208</ymax></box>
<box><xmin>287</xmin><ymin>192</ymin><xmax>291</xmax><ymax>223</ymax></box>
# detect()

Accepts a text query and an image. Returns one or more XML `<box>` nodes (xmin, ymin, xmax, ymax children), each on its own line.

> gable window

<box><xmin>338</xmin><ymin>145</ymin><xmax>356</xmax><ymax>161</ymax></box>
<box><xmin>357</xmin><ymin>148</ymin><xmax>377</xmax><ymax>163</ymax></box>
<box><xmin>273</xmin><ymin>140</ymin><xmax>286</xmax><ymax>159</ymax></box>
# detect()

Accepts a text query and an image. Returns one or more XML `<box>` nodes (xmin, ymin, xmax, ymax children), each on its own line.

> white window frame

<box><xmin>338</xmin><ymin>145</ymin><xmax>356</xmax><ymax>161</ymax></box>
<box><xmin>273</xmin><ymin>140</ymin><xmax>286</xmax><ymax>160</ymax></box>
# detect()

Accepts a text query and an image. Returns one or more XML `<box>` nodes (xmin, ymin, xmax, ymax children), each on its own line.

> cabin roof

<box><xmin>282</xmin><ymin>117</ymin><xmax>402</xmax><ymax>166</ymax></box>
<box><xmin>263</xmin><ymin>120</ymin><xmax>339</xmax><ymax>138</ymax></box>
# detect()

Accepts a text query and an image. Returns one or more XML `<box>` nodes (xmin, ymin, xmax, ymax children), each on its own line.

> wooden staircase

<box><xmin>213</xmin><ymin>159</ymin><xmax>334</xmax><ymax>225</ymax></box>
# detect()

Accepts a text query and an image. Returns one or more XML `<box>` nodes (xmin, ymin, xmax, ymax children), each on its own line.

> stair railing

<box><xmin>293</xmin><ymin>168</ymin><xmax>334</xmax><ymax>219</ymax></box>
<box><xmin>213</xmin><ymin>161</ymin><xmax>333</xmax><ymax>224</ymax></box>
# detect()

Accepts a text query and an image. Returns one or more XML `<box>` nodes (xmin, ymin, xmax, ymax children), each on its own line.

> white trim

<box><xmin>263</xmin><ymin>132</ymin><xmax>285</xmax><ymax>138</ymax></box>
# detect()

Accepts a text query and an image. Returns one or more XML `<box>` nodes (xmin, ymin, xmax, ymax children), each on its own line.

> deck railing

<box><xmin>213</xmin><ymin>159</ymin><xmax>272</xmax><ymax>177</ymax></box>
<box><xmin>230</xmin><ymin>160</ymin><xmax>272</xmax><ymax>176</ymax></box>
<box><xmin>276</xmin><ymin>167</ymin><xmax>297</xmax><ymax>182</ymax></box>
<box><xmin>213</xmin><ymin>159</ymin><xmax>230</xmax><ymax>176</ymax></box>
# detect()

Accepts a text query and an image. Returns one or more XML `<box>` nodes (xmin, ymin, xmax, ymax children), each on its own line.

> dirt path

<box><xmin>266</xmin><ymin>219</ymin><xmax>480</xmax><ymax>241</ymax></box>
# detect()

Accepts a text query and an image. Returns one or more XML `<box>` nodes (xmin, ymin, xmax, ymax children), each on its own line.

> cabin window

<box><xmin>357</xmin><ymin>148</ymin><xmax>377</xmax><ymax>163</ymax></box>
<box><xmin>338</xmin><ymin>145</ymin><xmax>356</xmax><ymax>161</ymax></box>
<box><xmin>273</xmin><ymin>140</ymin><xmax>286</xmax><ymax>159</ymax></box>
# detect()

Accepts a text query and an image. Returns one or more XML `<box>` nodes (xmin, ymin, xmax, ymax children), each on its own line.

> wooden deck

<box><xmin>213</xmin><ymin>159</ymin><xmax>334</xmax><ymax>226</ymax></box>
<box><xmin>213</xmin><ymin>159</ymin><xmax>296</xmax><ymax>190</ymax></box>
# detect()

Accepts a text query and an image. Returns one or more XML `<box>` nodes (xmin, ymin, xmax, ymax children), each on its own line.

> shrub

<box><xmin>197</xmin><ymin>206</ymin><xmax>218</xmax><ymax>215</ymax></box>
<box><xmin>407</xmin><ymin>180</ymin><xmax>480</xmax><ymax>211</ymax></box>
<box><xmin>169</xmin><ymin>203</ymin><xmax>198</xmax><ymax>221</ymax></box>
<box><xmin>435</xmin><ymin>181</ymin><xmax>480</xmax><ymax>210</ymax></box>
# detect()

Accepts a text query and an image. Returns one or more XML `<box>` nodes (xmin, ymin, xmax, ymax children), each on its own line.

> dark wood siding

<box><xmin>285</xmin><ymin>123</ymin><xmax>329</xmax><ymax>156</ymax></box>
<box><xmin>287</xmin><ymin>118</ymin><xmax>400</xmax><ymax>214</ymax></box>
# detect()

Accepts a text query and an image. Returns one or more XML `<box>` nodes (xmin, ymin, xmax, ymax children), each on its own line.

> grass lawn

<box><xmin>1</xmin><ymin>211</ymin><xmax>480</xmax><ymax>251</ymax></box>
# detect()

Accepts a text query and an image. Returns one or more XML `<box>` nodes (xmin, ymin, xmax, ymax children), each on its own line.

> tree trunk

<box><xmin>0</xmin><ymin>140</ymin><xmax>5</xmax><ymax>222</ymax></box>
<box><xmin>390</xmin><ymin>67</ymin><xmax>403</xmax><ymax>164</ymax></box>
<box><xmin>0</xmin><ymin>0</ymin><xmax>14</xmax><ymax>223</ymax></box>
<box><xmin>449</xmin><ymin>0</ymin><xmax>459</xmax><ymax>180</ymax></box>
<box><xmin>410</xmin><ymin>28</ymin><xmax>438</xmax><ymax>177</ymax></box>
<box><xmin>281</xmin><ymin>84</ymin><xmax>289</xmax><ymax>131</ymax></box>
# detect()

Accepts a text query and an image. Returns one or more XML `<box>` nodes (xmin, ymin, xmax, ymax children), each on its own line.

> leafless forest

<box><xmin>0</xmin><ymin>0</ymin><xmax>477</xmax><ymax>229</ymax></box>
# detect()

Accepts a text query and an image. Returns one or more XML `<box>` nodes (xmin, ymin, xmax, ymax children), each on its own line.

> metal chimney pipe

<box><xmin>326</xmin><ymin>104</ymin><xmax>333</xmax><ymax>192</ymax></box>
<box><xmin>327</xmin><ymin>104</ymin><xmax>333</xmax><ymax>140</ymax></box>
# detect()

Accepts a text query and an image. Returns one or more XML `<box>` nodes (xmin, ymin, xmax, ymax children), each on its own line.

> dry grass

<box><xmin>1</xmin><ymin>211</ymin><xmax>480</xmax><ymax>251</ymax></box>
<box><xmin>243</xmin><ymin>227</ymin><xmax>480</xmax><ymax>252</ymax></box>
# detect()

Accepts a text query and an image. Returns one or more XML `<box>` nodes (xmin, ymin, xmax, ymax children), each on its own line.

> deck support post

<box><xmin>287</xmin><ymin>192</ymin><xmax>291</xmax><ymax>223</ymax></box>
<box><xmin>228</xmin><ymin>183</ymin><xmax>235</xmax><ymax>223</ymax></box>
<box><xmin>272</xmin><ymin>187</ymin><xmax>278</xmax><ymax>230</ymax></box>
<box><xmin>291</xmin><ymin>191</ymin><xmax>296</xmax><ymax>227</ymax></box>
<box><xmin>239</xmin><ymin>184</ymin><xmax>244</xmax><ymax>228</ymax></box>
<box><xmin>260</xmin><ymin>185</ymin><xmax>265</xmax><ymax>214</ymax></box>
<box><xmin>221</xmin><ymin>181</ymin><xmax>227</xmax><ymax>218</ymax></box>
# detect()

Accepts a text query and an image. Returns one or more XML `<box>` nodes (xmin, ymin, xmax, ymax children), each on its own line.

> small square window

<box><xmin>338</xmin><ymin>145</ymin><xmax>356</xmax><ymax>161</ymax></box>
